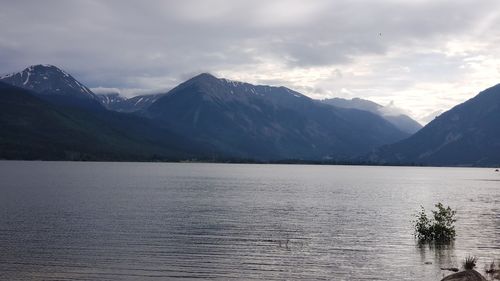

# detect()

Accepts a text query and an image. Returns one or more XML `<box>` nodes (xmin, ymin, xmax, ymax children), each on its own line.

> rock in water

<box><xmin>441</xmin><ymin>267</ymin><xmax>459</xmax><ymax>272</ymax></box>
<box><xmin>440</xmin><ymin>270</ymin><xmax>487</xmax><ymax>281</ymax></box>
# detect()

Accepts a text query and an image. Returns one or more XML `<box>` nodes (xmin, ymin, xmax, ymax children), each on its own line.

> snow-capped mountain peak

<box><xmin>0</xmin><ymin>64</ymin><xmax>98</xmax><ymax>100</ymax></box>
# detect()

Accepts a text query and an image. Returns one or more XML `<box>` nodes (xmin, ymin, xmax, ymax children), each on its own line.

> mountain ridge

<box><xmin>368</xmin><ymin>83</ymin><xmax>500</xmax><ymax>166</ymax></box>
<box><xmin>97</xmin><ymin>92</ymin><xmax>164</xmax><ymax>112</ymax></box>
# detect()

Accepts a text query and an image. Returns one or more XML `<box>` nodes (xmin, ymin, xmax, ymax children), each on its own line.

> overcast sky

<box><xmin>1</xmin><ymin>0</ymin><xmax>500</xmax><ymax>123</ymax></box>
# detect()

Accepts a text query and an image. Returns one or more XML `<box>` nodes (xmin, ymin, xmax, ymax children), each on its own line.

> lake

<box><xmin>0</xmin><ymin>161</ymin><xmax>498</xmax><ymax>280</ymax></box>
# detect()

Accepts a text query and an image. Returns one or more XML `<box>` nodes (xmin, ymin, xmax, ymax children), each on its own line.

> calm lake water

<box><xmin>0</xmin><ymin>161</ymin><xmax>499</xmax><ymax>280</ymax></box>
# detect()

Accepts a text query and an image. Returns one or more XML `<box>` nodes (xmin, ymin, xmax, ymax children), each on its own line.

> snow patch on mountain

<box><xmin>0</xmin><ymin>64</ymin><xmax>99</xmax><ymax>101</ymax></box>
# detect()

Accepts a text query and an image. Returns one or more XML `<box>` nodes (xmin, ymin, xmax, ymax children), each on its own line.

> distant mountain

<box><xmin>146</xmin><ymin>73</ymin><xmax>409</xmax><ymax>160</ymax></box>
<box><xmin>97</xmin><ymin>92</ymin><xmax>164</xmax><ymax>112</ymax></box>
<box><xmin>322</xmin><ymin>98</ymin><xmax>422</xmax><ymax>134</ymax></box>
<box><xmin>97</xmin><ymin>92</ymin><xmax>126</xmax><ymax>107</ymax></box>
<box><xmin>0</xmin><ymin>64</ymin><xmax>103</xmax><ymax>110</ymax></box>
<box><xmin>368</xmin><ymin>84</ymin><xmax>500</xmax><ymax>166</ymax></box>
<box><xmin>322</xmin><ymin>97</ymin><xmax>381</xmax><ymax>112</ymax></box>
<box><xmin>0</xmin><ymin>81</ymin><xmax>198</xmax><ymax>161</ymax></box>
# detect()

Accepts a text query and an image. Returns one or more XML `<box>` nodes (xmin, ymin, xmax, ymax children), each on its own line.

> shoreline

<box><xmin>0</xmin><ymin>158</ymin><xmax>498</xmax><ymax>169</ymax></box>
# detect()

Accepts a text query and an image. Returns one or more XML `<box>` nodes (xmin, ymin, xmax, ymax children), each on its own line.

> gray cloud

<box><xmin>1</xmin><ymin>0</ymin><xmax>500</xmax><ymax>123</ymax></box>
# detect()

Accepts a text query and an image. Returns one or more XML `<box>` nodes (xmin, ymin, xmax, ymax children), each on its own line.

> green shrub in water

<box><xmin>413</xmin><ymin>203</ymin><xmax>457</xmax><ymax>243</ymax></box>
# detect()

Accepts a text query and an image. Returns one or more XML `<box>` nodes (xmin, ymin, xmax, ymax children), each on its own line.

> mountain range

<box><xmin>1</xmin><ymin>64</ymin><xmax>499</xmax><ymax>166</ymax></box>
<box><xmin>145</xmin><ymin>73</ymin><xmax>408</xmax><ymax>160</ymax></box>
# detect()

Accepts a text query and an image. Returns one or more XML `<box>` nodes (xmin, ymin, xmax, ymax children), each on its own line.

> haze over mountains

<box><xmin>321</xmin><ymin>98</ymin><xmax>422</xmax><ymax>134</ymax></box>
<box><xmin>0</xmin><ymin>64</ymin><xmax>499</xmax><ymax>166</ymax></box>
<box><xmin>369</xmin><ymin>84</ymin><xmax>500</xmax><ymax>166</ymax></box>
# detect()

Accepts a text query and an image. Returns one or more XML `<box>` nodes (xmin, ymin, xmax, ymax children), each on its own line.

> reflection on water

<box><xmin>418</xmin><ymin>243</ymin><xmax>457</xmax><ymax>272</ymax></box>
<box><xmin>0</xmin><ymin>161</ymin><xmax>499</xmax><ymax>280</ymax></box>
